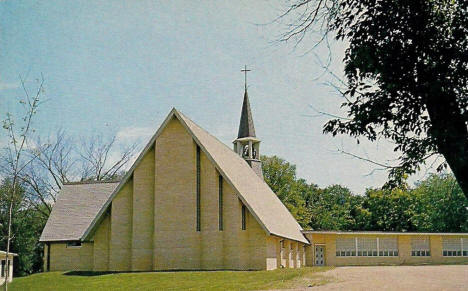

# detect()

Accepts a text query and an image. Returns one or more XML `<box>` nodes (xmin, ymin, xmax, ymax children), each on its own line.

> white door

<box><xmin>315</xmin><ymin>245</ymin><xmax>325</xmax><ymax>266</ymax></box>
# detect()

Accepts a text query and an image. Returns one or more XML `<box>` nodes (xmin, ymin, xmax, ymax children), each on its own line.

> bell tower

<box><xmin>233</xmin><ymin>66</ymin><xmax>263</xmax><ymax>179</ymax></box>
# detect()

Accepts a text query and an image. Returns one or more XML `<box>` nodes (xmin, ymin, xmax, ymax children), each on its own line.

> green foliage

<box><xmin>261</xmin><ymin>156</ymin><xmax>312</xmax><ymax>227</ymax></box>
<box><xmin>261</xmin><ymin>155</ymin><xmax>468</xmax><ymax>232</ymax></box>
<box><xmin>411</xmin><ymin>174</ymin><xmax>468</xmax><ymax>232</ymax></box>
<box><xmin>0</xmin><ymin>180</ymin><xmax>47</xmax><ymax>276</ymax></box>
<box><xmin>281</xmin><ymin>0</ymin><xmax>468</xmax><ymax>197</ymax></box>
<box><xmin>325</xmin><ymin>0</ymin><xmax>468</xmax><ymax>197</ymax></box>
<box><xmin>307</xmin><ymin>185</ymin><xmax>360</xmax><ymax>231</ymax></box>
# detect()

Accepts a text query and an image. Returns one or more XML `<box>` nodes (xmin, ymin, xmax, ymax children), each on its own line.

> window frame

<box><xmin>241</xmin><ymin>204</ymin><xmax>246</xmax><ymax>230</ymax></box>
<box><xmin>66</xmin><ymin>241</ymin><xmax>82</xmax><ymax>248</ymax></box>
<box><xmin>411</xmin><ymin>237</ymin><xmax>431</xmax><ymax>257</ymax></box>
<box><xmin>335</xmin><ymin>236</ymin><xmax>399</xmax><ymax>258</ymax></box>
<box><xmin>218</xmin><ymin>174</ymin><xmax>223</xmax><ymax>231</ymax></box>
<box><xmin>442</xmin><ymin>237</ymin><xmax>466</xmax><ymax>257</ymax></box>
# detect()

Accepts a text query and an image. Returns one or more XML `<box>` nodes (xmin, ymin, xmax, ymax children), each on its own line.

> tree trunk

<box><xmin>3</xmin><ymin>179</ymin><xmax>15</xmax><ymax>291</ymax></box>
<box><xmin>426</xmin><ymin>92</ymin><xmax>468</xmax><ymax>200</ymax></box>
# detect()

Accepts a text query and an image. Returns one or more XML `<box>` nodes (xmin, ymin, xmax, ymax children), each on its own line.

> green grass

<box><xmin>9</xmin><ymin>267</ymin><xmax>333</xmax><ymax>291</ymax></box>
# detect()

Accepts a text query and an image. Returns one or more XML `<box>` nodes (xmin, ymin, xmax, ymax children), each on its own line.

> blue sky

<box><xmin>0</xmin><ymin>0</ymin><xmax>432</xmax><ymax>193</ymax></box>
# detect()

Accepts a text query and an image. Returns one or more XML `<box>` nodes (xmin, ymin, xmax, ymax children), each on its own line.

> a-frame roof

<box><xmin>81</xmin><ymin>108</ymin><xmax>308</xmax><ymax>244</ymax></box>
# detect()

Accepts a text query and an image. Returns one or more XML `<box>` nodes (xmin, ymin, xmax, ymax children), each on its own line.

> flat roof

<box><xmin>0</xmin><ymin>251</ymin><xmax>18</xmax><ymax>256</ymax></box>
<box><xmin>302</xmin><ymin>230</ymin><xmax>468</xmax><ymax>236</ymax></box>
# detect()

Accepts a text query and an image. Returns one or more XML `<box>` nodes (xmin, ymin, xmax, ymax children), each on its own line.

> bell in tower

<box><xmin>233</xmin><ymin>66</ymin><xmax>263</xmax><ymax>179</ymax></box>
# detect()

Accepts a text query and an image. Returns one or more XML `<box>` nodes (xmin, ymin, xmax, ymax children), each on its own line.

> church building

<box><xmin>40</xmin><ymin>84</ymin><xmax>468</xmax><ymax>271</ymax></box>
<box><xmin>40</xmin><ymin>87</ymin><xmax>309</xmax><ymax>271</ymax></box>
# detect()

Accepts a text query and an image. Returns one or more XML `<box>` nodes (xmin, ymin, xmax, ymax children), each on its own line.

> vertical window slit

<box><xmin>196</xmin><ymin>145</ymin><xmax>201</xmax><ymax>232</ymax></box>
<box><xmin>241</xmin><ymin>204</ymin><xmax>246</xmax><ymax>230</ymax></box>
<box><xmin>219</xmin><ymin>174</ymin><xmax>223</xmax><ymax>231</ymax></box>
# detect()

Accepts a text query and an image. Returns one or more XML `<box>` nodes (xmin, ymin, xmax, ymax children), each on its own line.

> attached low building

<box><xmin>303</xmin><ymin>231</ymin><xmax>468</xmax><ymax>266</ymax></box>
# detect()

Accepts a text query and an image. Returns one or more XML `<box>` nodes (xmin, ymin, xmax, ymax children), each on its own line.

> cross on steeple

<box><xmin>233</xmin><ymin>65</ymin><xmax>263</xmax><ymax>179</ymax></box>
<box><xmin>241</xmin><ymin>65</ymin><xmax>251</xmax><ymax>91</ymax></box>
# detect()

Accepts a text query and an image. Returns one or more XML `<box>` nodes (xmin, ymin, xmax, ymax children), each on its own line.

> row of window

<box><xmin>337</xmin><ymin>250</ymin><xmax>399</xmax><ymax>257</ymax></box>
<box><xmin>442</xmin><ymin>238</ymin><xmax>466</xmax><ymax>257</ymax></box>
<box><xmin>336</xmin><ymin>237</ymin><xmax>398</xmax><ymax>257</ymax></box>
<box><xmin>443</xmin><ymin>250</ymin><xmax>468</xmax><ymax>257</ymax></box>
<box><xmin>336</xmin><ymin>237</ymin><xmax>467</xmax><ymax>258</ymax></box>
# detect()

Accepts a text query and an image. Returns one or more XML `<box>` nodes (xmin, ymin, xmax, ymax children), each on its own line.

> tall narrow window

<box><xmin>196</xmin><ymin>145</ymin><xmax>201</xmax><ymax>232</ymax></box>
<box><xmin>1</xmin><ymin>260</ymin><xmax>5</xmax><ymax>277</ymax></box>
<box><xmin>46</xmin><ymin>242</ymin><xmax>50</xmax><ymax>272</ymax></box>
<box><xmin>241</xmin><ymin>204</ymin><xmax>246</xmax><ymax>230</ymax></box>
<box><xmin>218</xmin><ymin>174</ymin><xmax>223</xmax><ymax>231</ymax></box>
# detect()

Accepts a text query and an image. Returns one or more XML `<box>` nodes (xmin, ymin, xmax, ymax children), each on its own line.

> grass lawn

<box><xmin>9</xmin><ymin>267</ymin><xmax>333</xmax><ymax>291</ymax></box>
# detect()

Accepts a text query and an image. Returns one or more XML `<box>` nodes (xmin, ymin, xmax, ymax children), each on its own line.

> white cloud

<box><xmin>116</xmin><ymin>126</ymin><xmax>155</xmax><ymax>143</ymax></box>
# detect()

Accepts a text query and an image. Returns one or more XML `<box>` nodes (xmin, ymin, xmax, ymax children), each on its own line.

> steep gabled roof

<box><xmin>177</xmin><ymin>111</ymin><xmax>307</xmax><ymax>243</ymax></box>
<box><xmin>80</xmin><ymin>108</ymin><xmax>308</xmax><ymax>244</ymax></box>
<box><xmin>40</xmin><ymin>182</ymin><xmax>119</xmax><ymax>242</ymax></box>
<box><xmin>237</xmin><ymin>90</ymin><xmax>256</xmax><ymax>138</ymax></box>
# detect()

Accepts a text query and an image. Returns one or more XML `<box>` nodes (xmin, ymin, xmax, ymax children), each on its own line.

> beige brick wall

<box><xmin>222</xmin><ymin>178</ymin><xmax>242</xmax><ymax>269</ymax></box>
<box><xmin>304</xmin><ymin>233</ymin><xmax>468</xmax><ymax>266</ymax></box>
<box><xmin>153</xmin><ymin>117</ymin><xmax>200</xmax><ymax>270</ymax></box>
<box><xmin>48</xmin><ymin>242</ymin><xmax>94</xmax><ymax>271</ymax></box>
<box><xmin>110</xmin><ymin>179</ymin><xmax>133</xmax><ymax>271</ymax></box>
<box><xmin>93</xmin><ymin>213</ymin><xmax>110</xmax><ymax>271</ymax></box>
<box><xmin>132</xmin><ymin>146</ymin><xmax>155</xmax><ymax>271</ymax></box>
<box><xmin>247</xmin><ymin>210</ymin><xmax>268</xmax><ymax>270</ymax></box>
<box><xmin>200</xmin><ymin>152</ymin><xmax>223</xmax><ymax>269</ymax></box>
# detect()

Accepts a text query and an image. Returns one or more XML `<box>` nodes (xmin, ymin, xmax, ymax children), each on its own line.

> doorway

<box><xmin>315</xmin><ymin>245</ymin><xmax>325</xmax><ymax>266</ymax></box>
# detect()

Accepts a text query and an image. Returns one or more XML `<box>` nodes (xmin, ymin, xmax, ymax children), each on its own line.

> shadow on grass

<box><xmin>64</xmin><ymin>271</ymin><xmax>118</xmax><ymax>276</ymax></box>
<box><xmin>63</xmin><ymin>269</ymin><xmax>255</xmax><ymax>276</ymax></box>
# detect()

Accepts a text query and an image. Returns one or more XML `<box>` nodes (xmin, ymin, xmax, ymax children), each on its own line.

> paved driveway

<box><xmin>310</xmin><ymin>265</ymin><xmax>468</xmax><ymax>291</ymax></box>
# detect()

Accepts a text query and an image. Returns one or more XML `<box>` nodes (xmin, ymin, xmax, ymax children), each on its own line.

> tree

<box><xmin>280</xmin><ymin>0</ymin><xmax>468</xmax><ymax>199</ymax></box>
<box><xmin>411</xmin><ymin>174</ymin><xmax>468</xmax><ymax>232</ymax></box>
<box><xmin>306</xmin><ymin>184</ymin><xmax>359</xmax><ymax>230</ymax></box>
<box><xmin>78</xmin><ymin>134</ymin><xmax>137</xmax><ymax>182</ymax></box>
<box><xmin>261</xmin><ymin>155</ymin><xmax>467</xmax><ymax>232</ymax></box>
<box><xmin>362</xmin><ymin>187</ymin><xmax>417</xmax><ymax>232</ymax></box>
<box><xmin>261</xmin><ymin>155</ymin><xmax>312</xmax><ymax>227</ymax></box>
<box><xmin>0</xmin><ymin>180</ymin><xmax>47</xmax><ymax>276</ymax></box>
<box><xmin>1</xmin><ymin>75</ymin><xmax>43</xmax><ymax>290</ymax></box>
<box><xmin>19</xmin><ymin>130</ymin><xmax>138</xmax><ymax>219</ymax></box>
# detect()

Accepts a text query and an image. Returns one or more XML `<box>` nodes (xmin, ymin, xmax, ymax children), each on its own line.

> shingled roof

<box><xmin>40</xmin><ymin>182</ymin><xmax>119</xmax><ymax>242</ymax></box>
<box><xmin>178</xmin><ymin>110</ymin><xmax>307</xmax><ymax>243</ymax></box>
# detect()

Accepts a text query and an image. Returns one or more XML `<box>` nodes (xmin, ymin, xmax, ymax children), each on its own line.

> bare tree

<box><xmin>78</xmin><ymin>134</ymin><xmax>137</xmax><ymax>182</ymax></box>
<box><xmin>1</xmin><ymin>75</ymin><xmax>44</xmax><ymax>290</ymax></box>
<box><xmin>17</xmin><ymin>131</ymin><xmax>138</xmax><ymax>219</ymax></box>
<box><xmin>20</xmin><ymin>130</ymin><xmax>75</xmax><ymax>218</ymax></box>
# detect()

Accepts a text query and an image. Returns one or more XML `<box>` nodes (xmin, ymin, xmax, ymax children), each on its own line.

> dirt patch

<box><xmin>277</xmin><ymin>265</ymin><xmax>468</xmax><ymax>291</ymax></box>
